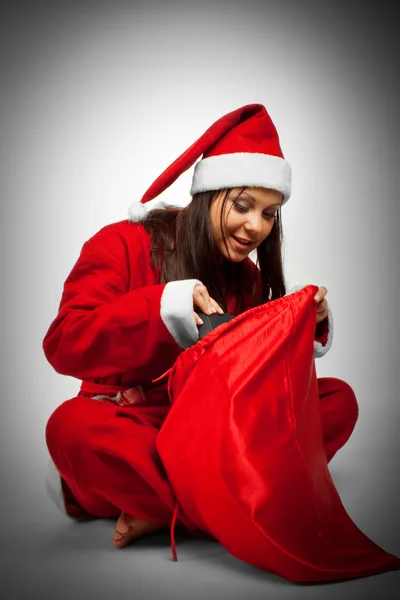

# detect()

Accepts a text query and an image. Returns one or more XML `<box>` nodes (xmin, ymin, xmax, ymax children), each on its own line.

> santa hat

<box><xmin>128</xmin><ymin>103</ymin><xmax>292</xmax><ymax>222</ymax></box>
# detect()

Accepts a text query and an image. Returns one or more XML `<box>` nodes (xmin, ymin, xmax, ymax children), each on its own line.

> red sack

<box><xmin>157</xmin><ymin>285</ymin><xmax>400</xmax><ymax>583</ymax></box>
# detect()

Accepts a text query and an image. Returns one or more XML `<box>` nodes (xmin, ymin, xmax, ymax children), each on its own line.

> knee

<box><xmin>45</xmin><ymin>397</ymin><xmax>93</xmax><ymax>460</ymax></box>
<box><xmin>328</xmin><ymin>377</ymin><xmax>359</xmax><ymax>427</ymax></box>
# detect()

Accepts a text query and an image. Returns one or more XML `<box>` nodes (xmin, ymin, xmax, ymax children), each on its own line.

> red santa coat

<box><xmin>44</xmin><ymin>220</ymin><xmax>184</xmax><ymax>393</ymax></box>
<box><xmin>43</xmin><ymin>218</ymin><xmax>330</xmax><ymax>492</ymax></box>
<box><xmin>43</xmin><ymin>219</ymin><xmax>330</xmax><ymax>399</ymax></box>
<box><xmin>44</xmin><ymin>219</ymin><xmax>348</xmax><ymax>572</ymax></box>
<box><xmin>44</xmin><ymin>220</ymin><xmax>281</xmax><ymax>522</ymax></box>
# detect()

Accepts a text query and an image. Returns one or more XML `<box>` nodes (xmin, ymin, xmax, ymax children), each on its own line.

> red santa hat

<box><xmin>128</xmin><ymin>103</ymin><xmax>292</xmax><ymax>222</ymax></box>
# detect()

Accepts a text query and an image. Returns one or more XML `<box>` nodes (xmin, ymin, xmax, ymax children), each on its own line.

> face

<box><xmin>209</xmin><ymin>187</ymin><xmax>283</xmax><ymax>262</ymax></box>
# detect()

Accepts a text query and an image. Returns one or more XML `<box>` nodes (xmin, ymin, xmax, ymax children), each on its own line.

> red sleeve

<box><xmin>42</xmin><ymin>227</ymin><xmax>182</xmax><ymax>384</ymax></box>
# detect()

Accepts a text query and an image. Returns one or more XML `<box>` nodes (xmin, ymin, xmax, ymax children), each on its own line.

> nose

<box><xmin>244</xmin><ymin>211</ymin><xmax>264</xmax><ymax>235</ymax></box>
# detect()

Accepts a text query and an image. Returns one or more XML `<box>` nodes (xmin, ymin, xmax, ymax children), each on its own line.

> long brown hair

<box><xmin>142</xmin><ymin>187</ymin><xmax>286</xmax><ymax>314</ymax></box>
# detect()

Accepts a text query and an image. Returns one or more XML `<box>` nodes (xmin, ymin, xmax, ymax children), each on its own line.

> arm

<box><xmin>287</xmin><ymin>285</ymin><xmax>333</xmax><ymax>358</ymax></box>
<box><xmin>239</xmin><ymin>265</ymin><xmax>333</xmax><ymax>358</ymax></box>
<box><xmin>42</xmin><ymin>226</ymin><xmax>201</xmax><ymax>383</ymax></box>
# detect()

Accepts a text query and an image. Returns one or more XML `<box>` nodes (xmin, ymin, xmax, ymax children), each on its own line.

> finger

<box><xmin>193</xmin><ymin>311</ymin><xmax>204</xmax><ymax>326</ymax></box>
<box><xmin>194</xmin><ymin>293</ymin><xmax>214</xmax><ymax>315</ymax></box>
<box><xmin>316</xmin><ymin>299</ymin><xmax>328</xmax><ymax>313</ymax></box>
<box><xmin>193</xmin><ymin>285</ymin><xmax>213</xmax><ymax>314</ymax></box>
<box><xmin>314</xmin><ymin>286</ymin><xmax>328</xmax><ymax>303</ymax></box>
<box><xmin>316</xmin><ymin>304</ymin><xmax>329</xmax><ymax>321</ymax></box>
<box><xmin>193</xmin><ymin>284</ymin><xmax>209</xmax><ymax>300</ymax></box>
<box><xmin>316</xmin><ymin>310</ymin><xmax>328</xmax><ymax>323</ymax></box>
<box><xmin>209</xmin><ymin>297</ymin><xmax>224</xmax><ymax>314</ymax></box>
<box><xmin>194</xmin><ymin>296</ymin><xmax>212</xmax><ymax>315</ymax></box>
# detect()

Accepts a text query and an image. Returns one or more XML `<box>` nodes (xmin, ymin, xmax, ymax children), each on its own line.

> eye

<box><xmin>233</xmin><ymin>201</ymin><xmax>277</xmax><ymax>220</ymax></box>
<box><xmin>233</xmin><ymin>202</ymin><xmax>248</xmax><ymax>212</ymax></box>
<box><xmin>263</xmin><ymin>212</ymin><xmax>277</xmax><ymax>220</ymax></box>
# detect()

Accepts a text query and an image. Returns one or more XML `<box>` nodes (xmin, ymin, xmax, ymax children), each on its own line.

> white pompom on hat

<box><xmin>128</xmin><ymin>103</ymin><xmax>291</xmax><ymax>222</ymax></box>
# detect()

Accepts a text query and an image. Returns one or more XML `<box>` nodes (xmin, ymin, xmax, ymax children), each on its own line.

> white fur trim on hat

<box><xmin>128</xmin><ymin>197</ymin><xmax>182</xmax><ymax>222</ymax></box>
<box><xmin>128</xmin><ymin>201</ymin><xmax>148</xmax><ymax>222</ymax></box>
<box><xmin>190</xmin><ymin>153</ymin><xmax>292</xmax><ymax>203</ymax></box>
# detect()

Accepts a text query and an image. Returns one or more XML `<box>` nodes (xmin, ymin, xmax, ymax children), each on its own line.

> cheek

<box><xmin>225</xmin><ymin>213</ymin><xmax>242</xmax><ymax>232</ymax></box>
<box><xmin>209</xmin><ymin>206</ymin><xmax>222</xmax><ymax>239</ymax></box>
<box><xmin>211</xmin><ymin>200</ymin><xmax>231</xmax><ymax>231</ymax></box>
<box><xmin>262</xmin><ymin>221</ymin><xmax>275</xmax><ymax>239</ymax></box>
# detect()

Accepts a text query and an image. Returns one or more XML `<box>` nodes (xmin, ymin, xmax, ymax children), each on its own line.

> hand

<box><xmin>193</xmin><ymin>283</ymin><xmax>224</xmax><ymax>326</ymax></box>
<box><xmin>313</xmin><ymin>286</ymin><xmax>329</xmax><ymax>324</ymax></box>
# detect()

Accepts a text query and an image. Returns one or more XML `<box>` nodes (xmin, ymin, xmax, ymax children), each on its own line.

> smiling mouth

<box><xmin>231</xmin><ymin>235</ymin><xmax>253</xmax><ymax>247</ymax></box>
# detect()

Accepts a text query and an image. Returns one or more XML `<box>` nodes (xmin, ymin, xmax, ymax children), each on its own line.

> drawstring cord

<box><xmin>152</xmin><ymin>367</ymin><xmax>173</xmax><ymax>384</ymax></box>
<box><xmin>154</xmin><ymin>367</ymin><xmax>179</xmax><ymax>561</ymax></box>
<box><xmin>170</xmin><ymin>501</ymin><xmax>180</xmax><ymax>562</ymax></box>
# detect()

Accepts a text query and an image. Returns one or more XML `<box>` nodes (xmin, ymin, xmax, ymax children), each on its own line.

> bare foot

<box><xmin>112</xmin><ymin>512</ymin><xmax>168</xmax><ymax>549</ymax></box>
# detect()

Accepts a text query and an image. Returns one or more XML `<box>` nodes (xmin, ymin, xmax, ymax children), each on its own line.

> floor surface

<box><xmin>3</xmin><ymin>459</ymin><xmax>399</xmax><ymax>600</ymax></box>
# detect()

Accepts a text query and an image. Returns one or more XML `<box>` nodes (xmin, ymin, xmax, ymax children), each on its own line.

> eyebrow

<box><xmin>237</xmin><ymin>190</ymin><xmax>282</xmax><ymax>209</ymax></box>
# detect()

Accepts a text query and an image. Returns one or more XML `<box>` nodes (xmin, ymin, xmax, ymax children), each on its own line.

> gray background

<box><xmin>1</xmin><ymin>0</ymin><xmax>399</xmax><ymax>598</ymax></box>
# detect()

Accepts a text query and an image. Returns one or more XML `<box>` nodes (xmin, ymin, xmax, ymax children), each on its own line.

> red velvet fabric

<box><xmin>46</xmin><ymin>396</ymin><xmax>200</xmax><ymax>532</ymax></box>
<box><xmin>157</xmin><ymin>285</ymin><xmax>400</xmax><ymax>583</ymax></box>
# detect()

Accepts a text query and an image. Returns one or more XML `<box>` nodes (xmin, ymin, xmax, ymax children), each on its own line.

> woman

<box><xmin>44</xmin><ymin>104</ymin><xmax>351</xmax><ymax>553</ymax></box>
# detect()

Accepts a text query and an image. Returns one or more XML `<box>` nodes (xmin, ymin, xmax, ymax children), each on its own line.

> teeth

<box><xmin>234</xmin><ymin>236</ymin><xmax>250</xmax><ymax>245</ymax></box>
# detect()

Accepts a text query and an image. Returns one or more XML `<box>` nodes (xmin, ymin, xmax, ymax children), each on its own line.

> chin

<box><xmin>217</xmin><ymin>239</ymin><xmax>251</xmax><ymax>262</ymax></box>
<box><xmin>223</xmin><ymin>251</ymin><xmax>248</xmax><ymax>263</ymax></box>
<box><xmin>229</xmin><ymin>255</ymin><xmax>247</xmax><ymax>263</ymax></box>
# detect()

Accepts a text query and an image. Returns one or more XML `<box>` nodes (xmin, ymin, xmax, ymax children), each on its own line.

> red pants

<box><xmin>45</xmin><ymin>377</ymin><xmax>358</xmax><ymax>523</ymax></box>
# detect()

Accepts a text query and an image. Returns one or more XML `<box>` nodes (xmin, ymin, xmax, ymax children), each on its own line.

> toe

<box><xmin>115</xmin><ymin>512</ymin><xmax>132</xmax><ymax>535</ymax></box>
<box><xmin>112</xmin><ymin>526</ymin><xmax>134</xmax><ymax>549</ymax></box>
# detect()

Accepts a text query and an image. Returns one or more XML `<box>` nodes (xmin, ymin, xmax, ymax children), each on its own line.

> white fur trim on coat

<box><xmin>287</xmin><ymin>285</ymin><xmax>333</xmax><ymax>358</ymax></box>
<box><xmin>160</xmin><ymin>279</ymin><xmax>202</xmax><ymax>349</ymax></box>
<box><xmin>190</xmin><ymin>153</ymin><xmax>292</xmax><ymax>203</ymax></box>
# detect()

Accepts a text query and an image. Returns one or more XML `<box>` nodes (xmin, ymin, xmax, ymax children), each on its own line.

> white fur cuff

<box><xmin>160</xmin><ymin>279</ymin><xmax>202</xmax><ymax>349</ymax></box>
